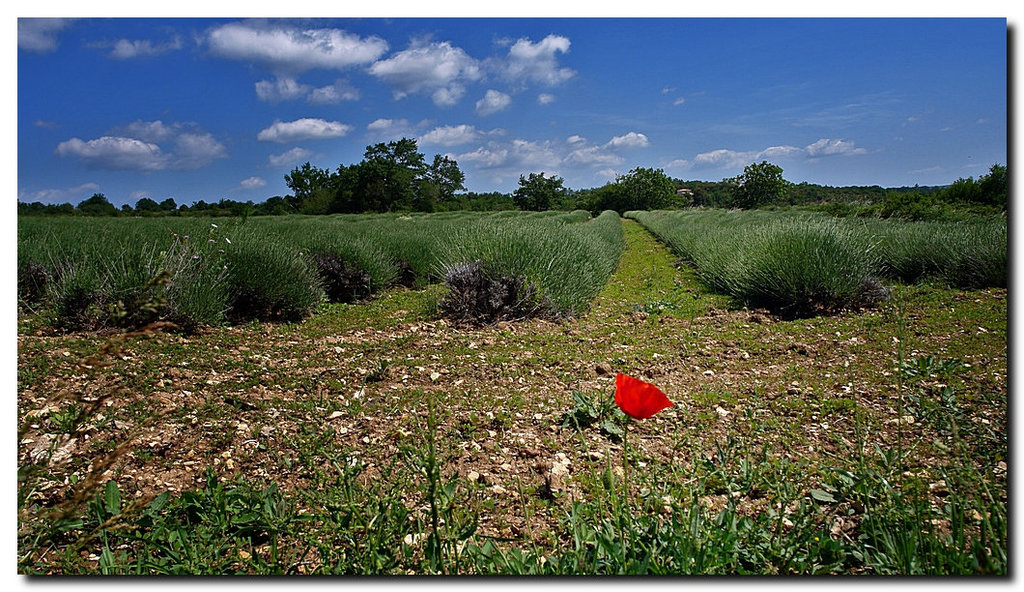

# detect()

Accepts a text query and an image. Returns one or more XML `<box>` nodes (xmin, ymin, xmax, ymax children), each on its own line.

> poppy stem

<box><xmin>622</xmin><ymin>418</ymin><xmax>630</xmax><ymax>510</ymax></box>
<box><xmin>621</xmin><ymin>417</ymin><xmax>632</xmax><ymax>568</ymax></box>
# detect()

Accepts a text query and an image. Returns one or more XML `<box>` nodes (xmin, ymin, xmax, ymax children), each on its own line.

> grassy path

<box><xmin>17</xmin><ymin>216</ymin><xmax>1008</xmax><ymax>574</ymax></box>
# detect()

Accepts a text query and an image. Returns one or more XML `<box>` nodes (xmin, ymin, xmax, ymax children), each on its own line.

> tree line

<box><xmin>18</xmin><ymin>141</ymin><xmax>1006</xmax><ymax>220</ymax></box>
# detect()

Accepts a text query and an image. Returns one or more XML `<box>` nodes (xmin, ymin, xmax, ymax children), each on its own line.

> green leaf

<box><xmin>104</xmin><ymin>480</ymin><xmax>122</xmax><ymax>516</ymax></box>
<box><xmin>148</xmin><ymin>491</ymin><xmax>171</xmax><ymax>514</ymax></box>
<box><xmin>600</xmin><ymin>420</ymin><xmax>623</xmax><ymax>439</ymax></box>
<box><xmin>810</xmin><ymin>489</ymin><xmax>837</xmax><ymax>503</ymax></box>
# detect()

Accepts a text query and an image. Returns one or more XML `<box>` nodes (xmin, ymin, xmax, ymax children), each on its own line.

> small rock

<box><xmin>545</xmin><ymin>462</ymin><xmax>571</xmax><ymax>493</ymax></box>
<box><xmin>595</xmin><ymin>362</ymin><xmax>613</xmax><ymax>376</ymax></box>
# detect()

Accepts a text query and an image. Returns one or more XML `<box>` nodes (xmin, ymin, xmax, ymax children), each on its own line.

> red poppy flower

<box><xmin>614</xmin><ymin>373</ymin><xmax>674</xmax><ymax>420</ymax></box>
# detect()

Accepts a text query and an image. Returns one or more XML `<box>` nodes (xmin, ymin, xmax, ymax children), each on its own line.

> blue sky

<box><xmin>16</xmin><ymin>17</ymin><xmax>1008</xmax><ymax>207</ymax></box>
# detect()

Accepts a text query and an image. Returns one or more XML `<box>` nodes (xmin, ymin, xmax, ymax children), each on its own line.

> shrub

<box><xmin>222</xmin><ymin>229</ymin><xmax>324</xmax><ymax>323</ymax></box>
<box><xmin>311</xmin><ymin>252</ymin><xmax>373</xmax><ymax>303</ymax></box>
<box><xmin>437</xmin><ymin>259</ymin><xmax>544</xmax><ymax>325</ymax></box>
<box><xmin>17</xmin><ymin>261</ymin><xmax>51</xmax><ymax>310</ymax></box>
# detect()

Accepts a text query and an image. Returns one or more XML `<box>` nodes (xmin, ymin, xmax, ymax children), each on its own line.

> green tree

<box><xmin>614</xmin><ymin>167</ymin><xmax>676</xmax><ymax>212</ymax></box>
<box><xmin>513</xmin><ymin>172</ymin><xmax>566</xmax><ymax>211</ymax></box>
<box><xmin>726</xmin><ymin>161</ymin><xmax>789</xmax><ymax>208</ymax></box>
<box><xmin>76</xmin><ymin>193</ymin><xmax>118</xmax><ymax>216</ymax></box>
<box><xmin>425</xmin><ymin>154</ymin><xmax>466</xmax><ymax>203</ymax></box>
<box><xmin>977</xmin><ymin>163</ymin><xmax>1007</xmax><ymax>207</ymax></box>
<box><xmin>359</xmin><ymin>138</ymin><xmax>428</xmax><ymax>212</ymax></box>
<box><xmin>134</xmin><ymin>197</ymin><xmax>161</xmax><ymax>213</ymax></box>
<box><xmin>285</xmin><ymin>162</ymin><xmax>333</xmax><ymax>206</ymax></box>
<box><xmin>159</xmin><ymin>197</ymin><xmax>178</xmax><ymax>212</ymax></box>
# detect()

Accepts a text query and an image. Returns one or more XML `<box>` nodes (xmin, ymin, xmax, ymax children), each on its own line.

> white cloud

<box><xmin>432</xmin><ymin>86</ymin><xmax>466</xmax><ymax>107</ymax></box>
<box><xmin>475</xmin><ymin>90</ymin><xmax>511</xmax><ymax>116</ymax></box>
<box><xmin>419</xmin><ymin>124</ymin><xmax>482</xmax><ymax>146</ymax></box>
<box><xmin>804</xmin><ymin>138</ymin><xmax>867</xmax><ymax>157</ymax></box>
<box><xmin>453</xmin><ymin>138</ymin><xmax>560</xmax><ymax>172</ymax></box>
<box><xmin>171</xmin><ymin>133</ymin><xmax>228</xmax><ymax>169</ymax></box>
<box><xmin>366</xmin><ymin>118</ymin><xmax>418</xmax><ymax>141</ymax></box>
<box><xmin>111</xmin><ymin>120</ymin><xmax>179</xmax><ymax>142</ymax></box>
<box><xmin>566</xmin><ymin>145</ymin><xmax>623</xmax><ymax>166</ymax></box>
<box><xmin>308</xmin><ymin>79</ymin><xmax>360</xmax><ymax>104</ymax></box>
<box><xmin>19</xmin><ymin>182</ymin><xmax>100</xmax><ymax>204</ymax></box>
<box><xmin>673</xmin><ymin>97</ymin><xmax>686</xmax><ymax>106</ymax></box>
<box><xmin>56</xmin><ymin>136</ymin><xmax>170</xmax><ymax>171</ymax></box>
<box><xmin>455</xmin><ymin>146</ymin><xmax>509</xmax><ymax>168</ymax></box>
<box><xmin>537</xmin><ymin>93</ymin><xmax>556</xmax><ymax>105</ymax></box>
<box><xmin>502</xmin><ymin>34</ymin><xmax>575</xmax><ymax>86</ymax></box>
<box><xmin>595</xmin><ymin>168</ymin><xmax>619</xmax><ymax>182</ymax></box>
<box><xmin>369</xmin><ymin>40</ymin><xmax>481</xmax><ymax>106</ymax></box>
<box><xmin>255</xmin><ymin>77</ymin><xmax>311</xmax><ymax>102</ymax></box>
<box><xmin>560</xmin><ymin>132</ymin><xmax>647</xmax><ymax>167</ymax></box>
<box><xmin>109</xmin><ymin>36</ymin><xmax>182</xmax><ymax>59</ymax></box>
<box><xmin>268</xmin><ymin>147</ymin><xmax>313</xmax><ymax>167</ymax></box>
<box><xmin>692</xmin><ymin>148</ymin><xmax>758</xmax><ymax>169</ymax></box>
<box><xmin>61</xmin><ymin>120</ymin><xmax>228</xmax><ymax>171</ymax></box>
<box><xmin>207</xmin><ymin>22</ymin><xmax>388</xmax><ymax>74</ymax></box>
<box><xmin>759</xmin><ymin>145</ymin><xmax>804</xmax><ymax>159</ymax></box>
<box><xmin>18</xmin><ymin>18</ymin><xmax>73</xmax><ymax>53</ymax></box>
<box><xmin>605</xmin><ymin>132</ymin><xmax>649</xmax><ymax>149</ymax></box>
<box><xmin>257</xmin><ymin>118</ymin><xmax>353</xmax><ymax>143</ymax></box>
<box><xmin>677</xmin><ymin>139</ymin><xmax>859</xmax><ymax>172</ymax></box>
<box><xmin>240</xmin><ymin>176</ymin><xmax>267</xmax><ymax>190</ymax></box>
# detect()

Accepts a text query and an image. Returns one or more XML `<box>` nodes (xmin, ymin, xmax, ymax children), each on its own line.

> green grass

<box><xmin>17</xmin><ymin>212</ymin><xmax>1006</xmax><ymax>575</ymax></box>
<box><xmin>627</xmin><ymin>209</ymin><xmax>1006</xmax><ymax>316</ymax></box>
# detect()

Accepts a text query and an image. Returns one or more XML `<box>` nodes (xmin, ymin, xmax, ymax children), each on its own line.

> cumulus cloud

<box><xmin>19</xmin><ymin>18</ymin><xmax>74</xmax><ymax>53</ymax></box>
<box><xmin>257</xmin><ymin>118</ymin><xmax>353</xmax><ymax>143</ymax></box>
<box><xmin>308</xmin><ymin>79</ymin><xmax>360</xmax><ymax>104</ymax></box>
<box><xmin>368</xmin><ymin>40</ymin><xmax>481</xmax><ymax>106</ymax></box>
<box><xmin>454</xmin><ymin>138</ymin><xmax>560</xmax><ymax>172</ymax></box>
<box><xmin>109</xmin><ymin>36</ymin><xmax>182</xmax><ymax>59</ymax></box>
<box><xmin>239</xmin><ymin>176</ymin><xmax>267</xmax><ymax>190</ymax></box>
<box><xmin>19</xmin><ymin>182</ymin><xmax>101</xmax><ymax>204</ymax></box>
<box><xmin>206</xmin><ymin>22</ymin><xmax>388</xmax><ymax>74</ymax></box>
<box><xmin>672</xmin><ymin>138</ymin><xmax>863</xmax><ymax>172</ymax></box>
<box><xmin>255</xmin><ymin>77</ymin><xmax>311</xmax><ymax>102</ymax></box>
<box><xmin>475</xmin><ymin>90</ymin><xmax>511</xmax><ymax>116</ymax></box>
<box><xmin>55</xmin><ymin>124</ymin><xmax>228</xmax><ymax>172</ymax></box>
<box><xmin>455</xmin><ymin>145</ymin><xmax>509</xmax><ymax>168</ymax></box>
<box><xmin>110</xmin><ymin>120</ymin><xmax>179</xmax><ymax>142</ymax></box>
<box><xmin>605</xmin><ymin>132</ymin><xmax>649</xmax><ymax>150</ymax></box>
<box><xmin>56</xmin><ymin>136</ymin><xmax>170</xmax><ymax>171</ymax></box>
<box><xmin>566</xmin><ymin>145</ymin><xmax>623</xmax><ymax>166</ymax></box>
<box><xmin>432</xmin><ymin>86</ymin><xmax>466</xmax><ymax>108</ymax></box>
<box><xmin>268</xmin><ymin>147</ymin><xmax>313</xmax><ymax>167</ymax></box>
<box><xmin>366</xmin><ymin>118</ymin><xmax>420</xmax><ymax>141</ymax></box>
<box><xmin>501</xmin><ymin>34</ymin><xmax>575</xmax><ymax>86</ymax></box>
<box><xmin>171</xmin><ymin>133</ymin><xmax>228</xmax><ymax>169</ymax></box>
<box><xmin>561</xmin><ymin>132</ymin><xmax>648</xmax><ymax>167</ymax></box>
<box><xmin>419</xmin><ymin>124</ymin><xmax>482</xmax><ymax>146</ymax></box>
<box><xmin>804</xmin><ymin>138</ymin><xmax>867</xmax><ymax>157</ymax></box>
<box><xmin>537</xmin><ymin>93</ymin><xmax>556</xmax><ymax>105</ymax></box>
